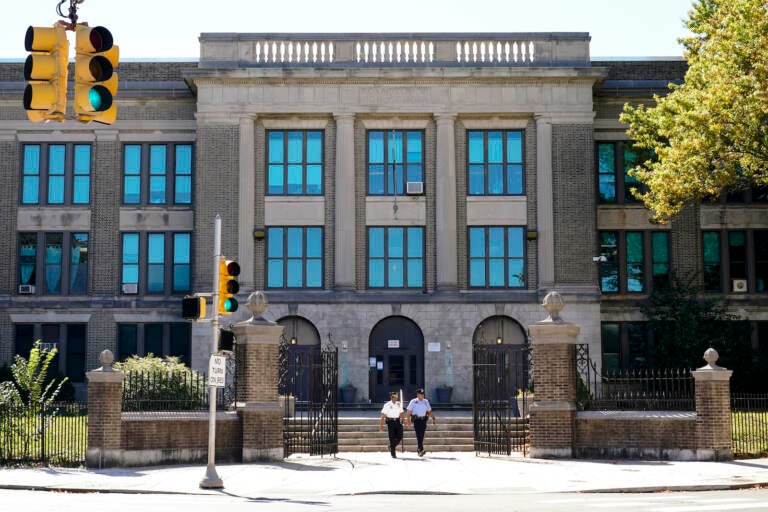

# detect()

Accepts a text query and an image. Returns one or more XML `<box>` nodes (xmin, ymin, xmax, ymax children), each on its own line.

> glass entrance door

<box><xmin>369</xmin><ymin>316</ymin><xmax>424</xmax><ymax>403</ymax></box>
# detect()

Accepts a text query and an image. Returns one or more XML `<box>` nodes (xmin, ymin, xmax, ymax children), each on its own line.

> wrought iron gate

<box><xmin>473</xmin><ymin>343</ymin><xmax>531</xmax><ymax>456</ymax></box>
<box><xmin>279</xmin><ymin>336</ymin><xmax>338</xmax><ymax>457</ymax></box>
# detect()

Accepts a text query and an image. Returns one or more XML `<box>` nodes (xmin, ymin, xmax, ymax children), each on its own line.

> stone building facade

<box><xmin>0</xmin><ymin>33</ymin><xmax>766</xmax><ymax>401</ymax></box>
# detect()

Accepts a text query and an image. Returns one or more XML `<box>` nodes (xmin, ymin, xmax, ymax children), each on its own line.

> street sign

<box><xmin>208</xmin><ymin>354</ymin><xmax>226</xmax><ymax>388</ymax></box>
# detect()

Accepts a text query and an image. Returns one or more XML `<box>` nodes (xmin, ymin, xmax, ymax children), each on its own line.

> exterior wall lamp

<box><xmin>253</xmin><ymin>227</ymin><xmax>266</xmax><ymax>240</ymax></box>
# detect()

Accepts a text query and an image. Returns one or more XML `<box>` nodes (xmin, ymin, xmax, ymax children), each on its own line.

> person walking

<box><xmin>405</xmin><ymin>388</ymin><xmax>436</xmax><ymax>456</ymax></box>
<box><xmin>379</xmin><ymin>391</ymin><xmax>404</xmax><ymax>458</ymax></box>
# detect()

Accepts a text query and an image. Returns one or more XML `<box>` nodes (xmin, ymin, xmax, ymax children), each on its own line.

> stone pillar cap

<box><xmin>538</xmin><ymin>290</ymin><xmax>566</xmax><ymax>324</ymax></box>
<box><xmin>236</xmin><ymin>290</ymin><xmax>277</xmax><ymax>326</ymax></box>
<box><xmin>698</xmin><ymin>347</ymin><xmax>728</xmax><ymax>371</ymax></box>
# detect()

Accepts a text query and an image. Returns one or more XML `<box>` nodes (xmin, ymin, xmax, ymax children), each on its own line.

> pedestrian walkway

<box><xmin>1</xmin><ymin>452</ymin><xmax>767</xmax><ymax>497</ymax></box>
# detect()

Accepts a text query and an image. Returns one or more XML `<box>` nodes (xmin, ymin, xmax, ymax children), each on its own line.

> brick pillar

<box><xmin>231</xmin><ymin>291</ymin><xmax>284</xmax><ymax>461</ymax></box>
<box><xmin>692</xmin><ymin>348</ymin><xmax>733</xmax><ymax>461</ymax></box>
<box><xmin>85</xmin><ymin>350</ymin><xmax>124</xmax><ymax>468</ymax></box>
<box><xmin>527</xmin><ymin>291</ymin><xmax>580</xmax><ymax>458</ymax></box>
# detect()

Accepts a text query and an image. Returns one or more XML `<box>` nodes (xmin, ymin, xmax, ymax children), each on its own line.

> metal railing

<box><xmin>0</xmin><ymin>401</ymin><xmax>87</xmax><ymax>466</ymax></box>
<box><xmin>731</xmin><ymin>393</ymin><xmax>768</xmax><ymax>458</ymax></box>
<box><xmin>122</xmin><ymin>369</ymin><xmax>235</xmax><ymax>412</ymax></box>
<box><xmin>576</xmin><ymin>345</ymin><xmax>695</xmax><ymax>411</ymax></box>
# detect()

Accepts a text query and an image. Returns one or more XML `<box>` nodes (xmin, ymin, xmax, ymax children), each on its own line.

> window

<box><xmin>467</xmin><ymin>130</ymin><xmax>524</xmax><ymax>196</ymax></box>
<box><xmin>14</xmin><ymin>323</ymin><xmax>87</xmax><ymax>382</ymax></box>
<box><xmin>267</xmin><ymin>131</ymin><xmax>323</xmax><ymax>195</ymax></box>
<box><xmin>367</xmin><ymin>130</ymin><xmax>423</xmax><ymax>195</ymax></box>
<box><xmin>702</xmin><ymin>230</ymin><xmax>768</xmax><ymax>293</ymax></box>
<box><xmin>599</xmin><ymin>231</ymin><xmax>670</xmax><ymax>293</ymax></box>
<box><xmin>601</xmin><ymin>322</ymin><xmax>650</xmax><ymax>371</ymax></box>
<box><xmin>117</xmin><ymin>323</ymin><xmax>191</xmax><ymax>365</ymax></box>
<box><xmin>266</xmin><ymin>227</ymin><xmax>323</xmax><ymax>288</ymax></box>
<box><xmin>368</xmin><ymin>226</ymin><xmax>424</xmax><ymax>288</ymax></box>
<box><xmin>21</xmin><ymin>144</ymin><xmax>91</xmax><ymax>205</ymax></box>
<box><xmin>123</xmin><ymin>143</ymin><xmax>193</xmax><ymax>205</ymax></box>
<box><xmin>18</xmin><ymin>232</ymin><xmax>89</xmax><ymax>295</ymax></box>
<box><xmin>468</xmin><ymin>226</ymin><xmax>525</xmax><ymax>288</ymax></box>
<box><xmin>596</xmin><ymin>141</ymin><xmax>643</xmax><ymax>204</ymax></box>
<box><xmin>120</xmin><ymin>232</ymin><xmax>191</xmax><ymax>294</ymax></box>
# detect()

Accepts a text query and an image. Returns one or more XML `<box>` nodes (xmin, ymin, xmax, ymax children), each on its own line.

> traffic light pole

<box><xmin>200</xmin><ymin>214</ymin><xmax>224</xmax><ymax>489</ymax></box>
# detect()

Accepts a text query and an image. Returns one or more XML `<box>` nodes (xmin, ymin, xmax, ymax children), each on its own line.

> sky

<box><xmin>4</xmin><ymin>0</ymin><xmax>694</xmax><ymax>60</ymax></box>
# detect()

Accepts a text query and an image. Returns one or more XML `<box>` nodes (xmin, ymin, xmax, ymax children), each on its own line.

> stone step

<box><xmin>340</xmin><ymin>444</ymin><xmax>476</xmax><ymax>453</ymax></box>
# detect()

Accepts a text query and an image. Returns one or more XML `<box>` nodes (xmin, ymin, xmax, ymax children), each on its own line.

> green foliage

<box><xmin>640</xmin><ymin>273</ymin><xmax>754</xmax><ymax>390</ymax></box>
<box><xmin>117</xmin><ymin>354</ymin><xmax>206</xmax><ymax>411</ymax></box>
<box><xmin>621</xmin><ymin>0</ymin><xmax>768</xmax><ymax>221</ymax></box>
<box><xmin>0</xmin><ymin>341</ymin><xmax>68</xmax><ymax>409</ymax></box>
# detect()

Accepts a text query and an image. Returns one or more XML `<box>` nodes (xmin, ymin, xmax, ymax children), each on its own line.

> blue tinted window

<box><xmin>469</xmin><ymin>227</ymin><xmax>525</xmax><ymax>288</ymax></box>
<box><xmin>269</xmin><ymin>132</ymin><xmax>284</xmax><ymax>163</ymax></box>
<box><xmin>367</xmin><ymin>226</ymin><xmax>423</xmax><ymax>288</ymax></box>
<box><xmin>124</xmin><ymin>145</ymin><xmax>141</xmax><ymax>204</ymax></box>
<box><xmin>175</xmin><ymin>145</ymin><xmax>192</xmax><ymax>204</ymax></box>
<box><xmin>267</xmin><ymin>226</ymin><xmax>323</xmax><ymax>289</ymax></box>
<box><xmin>267</xmin><ymin>228</ymin><xmax>283</xmax><ymax>258</ymax></box>
<box><xmin>368</xmin><ymin>130</ymin><xmax>423</xmax><ymax>195</ymax></box>
<box><xmin>147</xmin><ymin>233</ymin><xmax>165</xmax><ymax>293</ymax></box>
<box><xmin>122</xmin><ymin>234</ymin><xmax>139</xmax><ymax>285</ymax></box>
<box><xmin>467</xmin><ymin>130</ymin><xmax>524</xmax><ymax>195</ymax></box>
<box><xmin>597</xmin><ymin>143</ymin><xmax>616</xmax><ymax>203</ymax></box>
<box><xmin>44</xmin><ymin>233</ymin><xmax>63</xmax><ymax>294</ymax></box>
<box><xmin>73</xmin><ymin>145</ymin><xmax>90</xmax><ymax>204</ymax></box>
<box><xmin>19</xmin><ymin>233</ymin><xmax>37</xmax><ymax>287</ymax></box>
<box><xmin>70</xmin><ymin>233</ymin><xmax>88</xmax><ymax>295</ymax></box>
<box><xmin>307</xmin><ymin>132</ymin><xmax>322</xmax><ymax>163</ymax></box>
<box><xmin>149</xmin><ymin>146</ymin><xmax>167</xmax><ymax>204</ymax></box>
<box><xmin>267</xmin><ymin>131</ymin><xmax>323</xmax><ymax>195</ymax></box>
<box><xmin>22</xmin><ymin>146</ymin><xmax>40</xmax><ymax>204</ymax></box>
<box><xmin>48</xmin><ymin>145</ymin><xmax>65</xmax><ymax>204</ymax></box>
<box><xmin>287</xmin><ymin>132</ymin><xmax>302</xmax><ymax>163</ymax></box>
<box><xmin>287</xmin><ymin>228</ymin><xmax>303</xmax><ymax>258</ymax></box>
<box><xmin>172</xmin><ymin>233</ymin><xmax>190</xmax><ymax>292</ymax></box>
<box><xmin>600</xmin><ymin>231</ymin><xmax>619</xmax><ymax>292</ymax></box>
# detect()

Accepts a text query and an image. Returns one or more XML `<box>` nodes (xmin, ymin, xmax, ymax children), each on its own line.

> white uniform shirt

<box><xmin>407</xmin><ymin>397</ymin><xmax>432</xmax><ymax>417</ymax></box>
<box><xmin>381</xmin><ymin>400</ymin><xmax>402</xmax><ymax>419</ymax></box>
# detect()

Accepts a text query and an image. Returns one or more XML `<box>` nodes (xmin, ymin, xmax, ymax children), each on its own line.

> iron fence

<box><xmin>731</xmin><ymin>393</ymin><xmax>768</xmax><ymax>458</ymax></box>
<box><xmin>122</xmin><ymin>366</ymin><xmax>236</xmax><ymax>412</ymax></box>
<box><xmin>576</xmin><ymin>344</ymin><xmax>694</xmax><ymax>411</ymax></box>
<box><xmin>0</xmin><ymin>401</ymin><xmax>87</xmax><ymax>466</ymax></box>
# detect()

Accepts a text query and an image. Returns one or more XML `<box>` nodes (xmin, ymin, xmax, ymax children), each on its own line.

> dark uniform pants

<box><xmin>412</xmin><ymin>417</ymin><xmax>428</xmax><ymax>451</ymax></box>
<box><xmin>386</xmin><ymin>418</ymin><xmax>403</xmax><ymax>450</ymax></box>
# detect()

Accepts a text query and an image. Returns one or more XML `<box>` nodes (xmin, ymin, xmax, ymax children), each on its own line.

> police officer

<box><xmin>379</xmin><ymin>391</ymin><xmax>404</xmax><ymax>458</ymax></box>
<box><xmin>405</xmin><ymin>388</ymin><xmax>436</xmax><ymax>456</ymax></box>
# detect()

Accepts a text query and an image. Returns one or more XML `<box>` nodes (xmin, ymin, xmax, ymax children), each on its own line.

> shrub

<box><xmin>117</xmin><ymin>354</ymin><xmax>206</xmax><ymax>411</ymax></box>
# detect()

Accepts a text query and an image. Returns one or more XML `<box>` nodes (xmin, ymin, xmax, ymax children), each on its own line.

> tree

<box><xmin>620</xmin><ymin>0</ymin><xmax>768</xmax><ymax>222</ymax></box>
<box><xmin>640</xmin><ymin>273</ymin><xmax>755</xmax><ymax>390</ymax></box>
<box><xmin>0</xmin><ymin>341</ymin><xmax>68</xmax><ymax>408</ymax></box>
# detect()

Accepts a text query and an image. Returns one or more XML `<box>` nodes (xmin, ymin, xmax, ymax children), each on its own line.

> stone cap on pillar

<box><xmin>231</xmin><ymin>290</ymin><xmax>285</xmax><ymax>343</ymax></box>
<box><xmin>528</xmin><ymin>291</ymin><xmax>580</xmax><ymax>343</ymax></box>
<box><xmin>539</xmin><ymin>291</ymin><xmax>565</xmax><ymax>324</ymax></box>
<box><xmin>86</xmin><ymin>350</ymin><xmax>125</xmax><ymax>383</ymax></box>
<box><xmin>238</xmin><ymin>291</ymin><xmax>277</xmax><ymax>326</ymax></box>
<box><xmin>692</xmin><ymin>348</ymin><xmax>733</xmax><ymax>381</ymax></box>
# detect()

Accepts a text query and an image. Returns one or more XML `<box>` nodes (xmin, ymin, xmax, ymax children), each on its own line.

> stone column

<box><xmin>434</xmin><ymin>113</ymin><xmax>458</xmax><ymax>291</ymax></box>
<box><xmin>692</xmin><ymin>348</ymin><xmax>733</xmax><ymax>461</ymax></box>
<box><xmin>238</xmin><ymin>115</ymin><xmax>257</xmax><ymax>290</ymax></box>
<box><xmin>85</xmin><ymin>350</ymin><xmax>125</xmax><ymax>468</ymax></box>
<box><xmin>334</xmin><ymin>113</ymin><xmax>356</xmax><ymax>291</ymax></box>
<box><xmin>527</xmin><ymin>291</ymin><xmax>580</xmax><ymax>458</ymax></box>
<box><xmin>535</xmin><ymin>114</ymin><xmax>554</xmax><ymax>289</ymax></box>
<box><xmin>231</xmin><ymin>291</ymin><xmax>285</xmax><ymax>461</ymax></box>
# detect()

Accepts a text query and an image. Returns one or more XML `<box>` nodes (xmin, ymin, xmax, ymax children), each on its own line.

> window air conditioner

<box><xmin>18</xmin><ymin>284</ymin><xmax>35</xmax><ymax>294</ymax></box>
<box><xmin>122</xmin><ymin>283</ymin><xmax>138</xmax><ymax>294</ymax></box>
<box><xmin>406</xmin><ymin>181</ymin><xmax>424</xmax><ymax>195</ymax></box>
<box><xmin>732</xmin><ymin>279</ymin><xmax>748</xmax><ymax>293</ymax></box>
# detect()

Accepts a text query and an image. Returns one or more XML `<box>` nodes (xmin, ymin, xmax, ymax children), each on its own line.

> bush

<box><xmin>117</xmin><ymin>354</ymin><xmax>206</xmax><ymax>411</ymax></box>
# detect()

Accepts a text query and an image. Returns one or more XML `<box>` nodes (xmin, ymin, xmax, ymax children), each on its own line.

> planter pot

<box><xmin>339</xmin><ymin>387</ymin><xmax>356</xmax><ymax>403</ymax></box>
<box><xmin>279</xmin><ymin>395</ymin><xmax>296</xmax><ymax>417</ymax></box>
<box><xmin>434</xmin><ymin>387</ymin><xmax>452</xmax><ymax>403</ymax></box>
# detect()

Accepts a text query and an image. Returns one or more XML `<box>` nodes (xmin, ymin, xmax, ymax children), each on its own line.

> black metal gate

<box><xmin>279</xmin><ymin>336</ymin><xmax>338</xmax><ymax>457</ymax></box>
<box><xmin>473</xmin><ymin>343</ymin><xmax>531</xmax><ymax>456</ymax></box>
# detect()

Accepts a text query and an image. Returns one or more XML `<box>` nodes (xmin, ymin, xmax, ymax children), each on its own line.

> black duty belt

<box><xmin>412</xmin><ymin>415</ymin><xmax>427</xmax><ymax>420</ymax></box>
<box><xmin>386</xmin><ymin>418</ymin><xmax>401</xmax><ymax>422</ymax></box>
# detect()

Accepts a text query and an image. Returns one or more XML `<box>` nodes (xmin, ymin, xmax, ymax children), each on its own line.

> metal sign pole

<box><xmin>200</xmin><ymin>214</ymin><xmax>224</xmax><ymax>489</ymax></box>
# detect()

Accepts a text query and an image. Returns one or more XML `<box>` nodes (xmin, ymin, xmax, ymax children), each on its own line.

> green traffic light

<box><xmin>223</xmin><ymin>297</ymin><xmax>238</xmax><ymax>313</ymax></box>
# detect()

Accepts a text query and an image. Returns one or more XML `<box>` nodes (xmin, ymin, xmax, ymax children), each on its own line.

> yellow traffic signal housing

<box><xmin>74</xmin><ymin>25</ymin><xmax>119</xmax><ymax>125</ymax></box>
<box><xmin>218</xmin><ymin>258</ymin><xmax>240</xmax><ymax>315</ymax></box>
<box><xmin>23</xmin><ymin>25</ymin><xmax>68</xmax><ymax>122</ymax></box>
<box><xmin>181</xmin><ymin>296</ymin><xmax>206</xmax><ymax>321</ymax></box>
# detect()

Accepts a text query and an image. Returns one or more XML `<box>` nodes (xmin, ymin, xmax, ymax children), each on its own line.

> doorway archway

<box><xmin>368</xmin><ymin>316</ymin><xmax>424</xmax><ymax>403</ymax></box>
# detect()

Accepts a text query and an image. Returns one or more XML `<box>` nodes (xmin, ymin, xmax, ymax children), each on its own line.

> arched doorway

<box><xmin>277</xmin><ymin>315</ymin><xmax>321</xmax><ymax>401</ymax></box>
<box><xmin>472</xmin><ymin>315</ymin><xmax>529</xmax><ymax>394</ymax></box>
<box><xmin>369</xmin><ymin>316</ymin><xmax>424</xmax><ymax>403</ymax></box>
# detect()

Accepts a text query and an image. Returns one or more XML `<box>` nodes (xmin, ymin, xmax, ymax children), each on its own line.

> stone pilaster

<box><xmin>231</xmin><ymin>291</ymin><xmax>285</xmax><ymax>461</ymax></box>
<box><xmin>85</xmin><ymin>350</ymin><xmax>125</xmax><ymax>468</ymax></box>
<box><xmin>692</xmin><ymin>348</ymin><xmax>733</xmax><ymax>461</ymax></box>
<box><xmin>535</xmin><ymin>114</ymin><xmax>554</xmax><ymax>290</ymax></box>
<box><xmin>527</xmin><ymin>292</ymin><xmax>580</xmax><ymax>458</ymax></box>
<box><xmin>334</xmin><ymin>113</ymin><xmax>356</xmax><ymax>291</ymax></box>
<box><xmin>434</xmin><ymin>113</ymin><xmax>458</xmax><ymax>291</ymax></box>
<box><xmin>238</xmin><ymin>115</ymin><xmax>257</xmax><ymax>290</ymax></box>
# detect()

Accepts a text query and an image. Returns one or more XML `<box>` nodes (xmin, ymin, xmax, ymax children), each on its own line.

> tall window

<box><xmin>121</xmin><ymin>232</ymin><xmax>191</xmax><ymax>294</ymax></box>
<box><xmin>21</xmin><ymin>144</ymin><xmax>91</xmax><ymax>205</ymax></box>
<box><xmin>368</xmin><ymin>226</ymin><xmax>424</xmax><ymax>288</ymax></box>
<box><xmin>266</xmin><ymin>227</ymin><xmax>323</xmax><ymax>288</ymax></box>
<box><xmin>267</xmin><ymin>131</ymin><xmax>323</xmax><ymax>195</ymax></box>
<box><xmin>123</xmin><ymin>143</ymin><xmax>193</xmax><ymax>205</ymax></box>
<box><xmin>702</xmin><ymin>230</ymin><xmax>768</xmax><ymax>293</ymax></box>
<box><xmin>117</xmin><ymin>323</ymin><xmax>191</xmax><ymax>365</ymax></box>
<box><xmin>467</xmin><ymin>130</ymin><xmax>524</xmax><ymax>195</ymax></box>
<box><xmin>14</xmin><ymin>323</ymin><xmax>87</xmax><ymax>382</ymax></box>
<box><xmin>367</xmin><ymin>130</ymin><xmax>423</xmax><ymax>195</ymax></box>
<box><xmin>468</xmin><ymin>226</ymin><xmax>525</xmax><ymax>288</ymax></box>
<box><xmin>599</xmin><ymin>231</ymin><xmax>669</xmax><ymax>293</ymax></box>
<box><xmin>18</xmin><ymin>232</ymin><xmax>89</xmax><ymax>295</ymax></box>
<box><xmin>596</xmin><ymin>141</ymin><xmax>643</xmax><ymax>204</ymax></box>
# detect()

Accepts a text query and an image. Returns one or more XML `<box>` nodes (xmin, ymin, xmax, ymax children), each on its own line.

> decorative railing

<box><xmin>199</xmin><ymin>33</ymin><xmax>590</xmax><ymax>68</ymax></box>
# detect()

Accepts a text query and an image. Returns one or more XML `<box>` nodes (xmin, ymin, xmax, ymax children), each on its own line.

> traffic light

<box><xmin>23</xmin><ymin>24</ymin><xmax>68</xmax><ymax>122</ymax></box>
<box><xmin>74</xmin><ymin>25</ymin><xmax>118</xmax><ymax>124</ymax></box>
<box><xmin>218</xmin><ymin>258</ymin><xmax>240</xmax><ymax>315</ymax></box>
<box><xmin>219</xmin><ymin>329</ymin><xmax>235</xmax><ymax>352</ymax></box>
<box><xmin>181</xmin><ymin>296</ymin><xmax>206</xmax><ymax>320</ymax></box>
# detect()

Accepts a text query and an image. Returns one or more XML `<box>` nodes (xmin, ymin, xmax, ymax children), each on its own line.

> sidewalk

<box><xmin>1</xmin><ymin>452</ymin><xmax>767</xmax><ymax>497</ymax></box>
